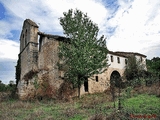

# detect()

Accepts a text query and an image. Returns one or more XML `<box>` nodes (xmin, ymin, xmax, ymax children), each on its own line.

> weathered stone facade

<box><xmin>17</xmin><ymin>19</ymin><xmax>147</xmax><ymax>100</ymax></box>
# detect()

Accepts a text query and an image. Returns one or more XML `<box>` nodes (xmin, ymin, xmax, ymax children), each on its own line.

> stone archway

<box><xmin>110</xmin><ymin>70</ymin><xmax>122</xmax><ymax>88</ymax></box>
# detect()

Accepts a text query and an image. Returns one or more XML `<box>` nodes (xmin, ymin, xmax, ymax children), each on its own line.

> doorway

<box><xmin>84</xmin><ymin>79</ymin><xmax>88</xmax><ymax>92</ymax></box>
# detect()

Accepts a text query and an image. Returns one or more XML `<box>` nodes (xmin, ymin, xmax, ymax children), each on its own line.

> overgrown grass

<box><xmin>0</xmin><ymin>92</ymin><xmax>159</xmax><ymax>120</ymax></box>
<box><xmin>122</xmin><ymin>94</ymin><xmax>160</xmax><ymax>115</ymax></box>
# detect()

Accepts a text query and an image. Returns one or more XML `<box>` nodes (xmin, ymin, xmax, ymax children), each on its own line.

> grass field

<box><xmin>0</xmin><ymin>92</ymin><xmax>160</xmax><ymax>120</ymax></box>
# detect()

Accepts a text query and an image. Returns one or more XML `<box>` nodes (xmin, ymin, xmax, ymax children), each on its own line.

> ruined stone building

<box><xmin>17</xmin><ymin>19</ymin><xmax>147</xmax><ymax>100</ymax></box>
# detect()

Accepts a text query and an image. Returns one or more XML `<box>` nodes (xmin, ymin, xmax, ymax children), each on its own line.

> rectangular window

<box><xmin>140</xmin><ymin>57</ymin><xmax>143</xmax><ymax>62</ymax></box>
<box><xmin>96</xmin><ymin>76</ymin><xmax>98</xmax><ymax>82</ymax></box>
<box><xmin>111</xmin><ymin>55</ymin><xmax>113</xmax><ymax>62</ymax></box>
<box><xmin>84</xmin><ymin>80</ymin><xmax>88</xmax><ymax>92</ymax></box>
<box><xmin>125</xmin><ymin>59</ymin><xmax>127</xmax><ymax>64</ymax></box>
<box><xmin>117</xmin><ymin>57</ymin><xmax>120</xmax><ymax>63</ymax></box>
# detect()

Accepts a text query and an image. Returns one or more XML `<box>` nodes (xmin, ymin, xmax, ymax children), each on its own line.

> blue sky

<box><xmin>0</xmin><ymin>0</ymin><xmax>160</xmax><ymax>84</ymax></box>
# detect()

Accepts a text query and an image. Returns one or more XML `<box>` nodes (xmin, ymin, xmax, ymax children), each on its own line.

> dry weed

<box><xmin>62</xmin><ymin>108</ymin><xmax>78</xmax><ymax>118</ymax></box>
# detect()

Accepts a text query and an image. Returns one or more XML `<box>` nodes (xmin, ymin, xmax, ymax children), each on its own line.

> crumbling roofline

<box><xmin>38</xmin><ymin>32</ymin><xmax>70</xmax><ymax>42</ymax></box>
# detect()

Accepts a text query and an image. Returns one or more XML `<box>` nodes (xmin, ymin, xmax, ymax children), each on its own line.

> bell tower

<box><xmin>19</xmin><ymin>19</ymin><xmax>39</xmax><ymax>80</ymax></box>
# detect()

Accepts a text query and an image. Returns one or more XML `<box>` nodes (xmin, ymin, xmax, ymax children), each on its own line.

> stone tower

<box><xmin>19</xmin><ymin>19</ymin><xmax>39</xmax><ymax>80</ymax></box>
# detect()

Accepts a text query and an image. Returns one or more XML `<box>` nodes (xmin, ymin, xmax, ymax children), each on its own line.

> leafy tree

<box><xmin>124</xmin><ymin>56</ymin><xmax>146</xmax><ymax>85</ymax></box>
<box><xmin>147</xmin><ymin>57</ymin><xmax>160</xmax><ymax>75</ymax></box>
<box><xmin>59</xmin><ymin>9</ymin><xmax>108</xmax><ymax>98</ymax></box>
<box><xmin>0</xmin><ymin>81</ymin><xmax>7</xmax><ymax>92</ymax></box>
<box><xmin>9</xmin><ymin>80</ymin><xmax>15</xmax><ymax>87</ymax></box>
<box><xmin>0</xmin><ymin>81</ymin><xmax>16</xmax><ymax>92</ymax></box>
<box><xmin>124</xmin><ymin>56</ymin><xmax>139</xmax><ymax>81</ymax></box>
<box><xmin>146</xmin><ymin>57</ymin><xmax>160</xmax><ymax>84</ymax></box>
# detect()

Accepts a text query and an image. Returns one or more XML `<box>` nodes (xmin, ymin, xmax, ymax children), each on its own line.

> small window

<box><xmin>140</xmin><ymin>57</ymin><xmax>143</xmax><ymax>62</ymax></box>
<box><xmin>125</xmin><ymin>59</ymin><xmax>127</xmax><ymax>64</ymax></box>
<box><xmin>117</xmin><ymin>57</ymin><xmax>120</xmax><ymax>63</ymax></box>
<box><xmin>84</xmin><ymin>80</ymin><xmax>88</xmax><ymax>92</ymax></box>
<box><xmin>111</xmin><ymin>56</ymin><xmax>113</xmax><ymax>62</ymax></box>
<box><xmin>96</xmin><ymin>76</ymin><xmax>98</xmax><ymax>82</ymax></box>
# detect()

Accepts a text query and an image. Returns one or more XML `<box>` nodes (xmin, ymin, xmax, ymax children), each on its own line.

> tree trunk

<box><xmin>78</xmin><ymin>85</ymin><xmax>81</xmax><ymax>98</ymax></box>
<box><xmin>118</xmin><ymin>80</ymin><xmax>122</xmax><ymax>110</ymax></box>
<box><xmin>77</xmin><ymin>76</ymin><xmax>81</xmax><ymax>99</ymax></box>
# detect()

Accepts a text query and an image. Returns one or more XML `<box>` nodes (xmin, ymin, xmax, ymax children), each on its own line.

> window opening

<box><xmin>111</xmin><ymin>55</ymin><xmax>113</xmax><ymax>62</ymax></box>
<box><xmin>140</xmin><ymin>57</ymin><xmax>143</xmax><ymax>62</ymax></box>
<box><xmin>117</xmin><ymin>57</ymin><xmax>120</xmax><ymax>63</ymax></box>
<box><xmin>96</xmin><ymin>76</ymin><xmax>98</xmax><ymax>82</ymax></box>
<box><xmin>84</xmin><ymin>80</ymin><xmax>88</xmax><ymax>92</ymax></box>
<box><xmin>125</xmin><ymin>59</ymin><xmax>127</xmax><ymax>64</ymax></box>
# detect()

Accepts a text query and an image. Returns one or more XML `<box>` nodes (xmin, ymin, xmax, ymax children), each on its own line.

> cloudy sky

<box><xmin>0</xmin><ymin>0</ymin><xmax>160</xmax><ymax>84</ymax></box>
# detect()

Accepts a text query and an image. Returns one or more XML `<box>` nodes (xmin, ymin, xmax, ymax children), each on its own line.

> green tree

<box><xmin>124</xmin><ymin>56</ymin><xmax>138</xmax><ymax>81</ymax></box>
<box><xmin>59</xmin><ymin>9</ymin><xmax>108</xmax><ymax>98</ymax></box>
<box><xmin>147</xmin><ymin>57</ymin><xmax>160</xmax><ymax>75</ymax></box>
<box><xmin>0</xmin><ymin>81</ymin><xmax>7</xmax><ymax>92</ymax></box>
<box><xmin>124</xmin><ymin>56</ymin><xmax>146</xmax><ymax>85</ymax></box>
<box><xmin>146</xmin><ymin>57</ymin><xmax>160</xmax><ymax>84</ymax></box>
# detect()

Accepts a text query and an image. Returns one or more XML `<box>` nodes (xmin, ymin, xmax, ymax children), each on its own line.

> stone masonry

<box><xmin>17</xmin><ymin>19</ymin><xmax>147</xmax><ymax>100</ymax></box>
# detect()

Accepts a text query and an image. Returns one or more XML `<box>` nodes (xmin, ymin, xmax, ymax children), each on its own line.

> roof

<box><xmin>25</xmin><ymin>19</ymin><xmax>39</xmax><ymax>28</ymax></box>
<box><xmin>24</xmin><ymin>19</ymin><xmax>146</xmax><ymax>58</ymax></box>
<box><xmin>108</xmin><ymin>51</ymin><xmax>147</xmax><ymax>58</ymax></box>
<box><xmin>38</xmin><ymin>32</ymin><xmax>70</xmax><ymax>41</ymax></box>
<box><xmin>108</xmin><ymin>51</ymin><xmax>128</xmax><ymax>58</ymax></box>
<box><xmin>115</xmin><ymin>51</ymin><xmax>147</xmax><ymax>58</ymax></box>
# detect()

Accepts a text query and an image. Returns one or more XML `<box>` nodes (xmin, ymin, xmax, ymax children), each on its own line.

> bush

<box><xmin>0</xmin><ymin>83</ymin><xmax>7</xmax><ymax>92</ymax></box>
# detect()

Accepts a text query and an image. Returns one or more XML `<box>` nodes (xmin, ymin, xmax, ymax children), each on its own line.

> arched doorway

<box><xmin>110</xmin><ymin>70</ymin><xmax>121</xmax><ymax>88</ymax></box>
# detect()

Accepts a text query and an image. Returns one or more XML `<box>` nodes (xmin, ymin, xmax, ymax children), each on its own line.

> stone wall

<box><xmin>19</xmin><ymin>20</ymin><xmax>39</xmax><ymax>80</ymax></box>
<box><xmin>17</xmin><ymin>19</ymin><xmax>147</xmax><ymax>100</ymax></box>
<box><xmin>38</xmin><ymin>36</ymin><xmax>64</xmax><ymax>98</ymax></box>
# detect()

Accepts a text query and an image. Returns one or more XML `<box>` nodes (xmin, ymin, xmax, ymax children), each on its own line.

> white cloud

<box><xmin>0</xmin><ymin>0</ymin><xmax>160</xmax><ymax>61</ymax></box>
<box><xmin>0</xmin><ymin>0</ymin><xmax>109</xmax><ymax>84</ymax></box>
<box><xmin>0</xmin><ymin>0</ymin><xmax>160</xmax><ymax>84</ymax></box>
<box><xmin>107</xmin><ymin>0</ymin><xmax>160</xmax><ymax>59</ymax></box>
<box><xmin>1</xmin><ymin>0</ymin><xmax>108</xmax><ymax>35</ymax></box>
<box><xmin>0</xmin><ymin>39</ymin><xmax>19</xmax><ymax>60</ymax></box>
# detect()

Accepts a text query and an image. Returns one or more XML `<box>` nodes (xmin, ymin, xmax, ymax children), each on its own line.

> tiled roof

<box><xmin>108</xmin><ymin>51</ymin><xmax>146</xmax><ymax>58</ymax></box>
<box><xmin>115</xmin><ymin>51</ymin><xmax>147</xmax><ymax>58</ymax></box>
<box><xmin>108</xmin><ymin>51</ymin><xmax>127</xmax><ymax>58</ymax></box>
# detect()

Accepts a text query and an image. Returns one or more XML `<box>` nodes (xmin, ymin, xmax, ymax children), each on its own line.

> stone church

<box><xmin>17</xmin><ymin>19</ymin><xmax>147</xmax><ymax>100</ymax></box>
